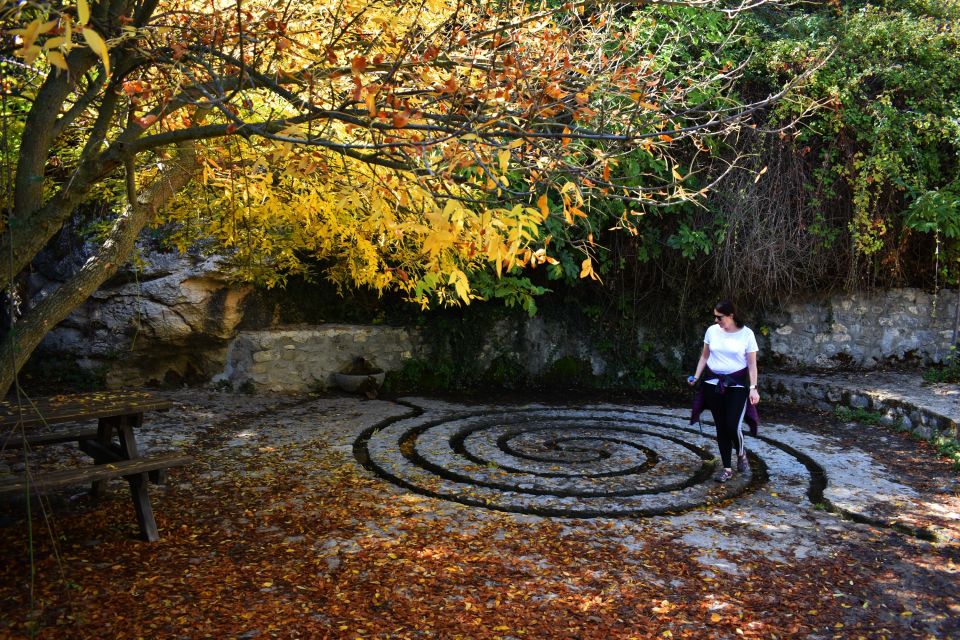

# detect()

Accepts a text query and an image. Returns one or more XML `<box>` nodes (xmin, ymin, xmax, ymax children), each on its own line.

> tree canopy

<box><xmin>0</xmin><ymin>0</ymin><xmax>806</xmax><ymax>396</ymax></box>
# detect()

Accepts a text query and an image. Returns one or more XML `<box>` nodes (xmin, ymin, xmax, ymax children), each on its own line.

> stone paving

<box><xmin>155</xmin><ymin>374</ymin><xmax>957</xmax><ymax>634</ymax></box>
<box><xmin>2</xmin><ymin>371</ymin><xmax>959</xmax><ymax>638</ymax></box>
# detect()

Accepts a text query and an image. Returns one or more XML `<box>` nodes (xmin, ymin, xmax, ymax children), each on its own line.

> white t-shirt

<box><xmin>704</xmin><ymin>324</ymin><xmax>759</xmax><ymax>382</ymax></box>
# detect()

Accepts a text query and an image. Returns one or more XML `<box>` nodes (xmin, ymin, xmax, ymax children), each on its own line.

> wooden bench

<box><xmin>0</xmin><ymin>391</ymin><xmax>192</xmax><ymax>541</ymax></box>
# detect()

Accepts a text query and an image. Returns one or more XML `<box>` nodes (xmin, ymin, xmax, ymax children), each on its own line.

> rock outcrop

<box><xmin>36</xmin><ymin>253</ymin><xmax>251</xmax><ymax>387</ymax></box>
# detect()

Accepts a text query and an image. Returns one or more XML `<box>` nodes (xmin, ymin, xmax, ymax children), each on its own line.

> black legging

<box><xmin>703</xmin><ymin>383</ymin><xmax>748</xmax><ymax>469</ymax></box>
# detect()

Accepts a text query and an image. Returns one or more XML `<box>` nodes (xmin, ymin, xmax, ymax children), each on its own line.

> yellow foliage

<box><xmin>164</xmin><ymin>135</ymin><xmax>548</xmax><ymax>306</ymax></box>
<box><xmin>3</xmin><ymin>0</ymin><xmax>744</xmax><ymax>310</ymax></box>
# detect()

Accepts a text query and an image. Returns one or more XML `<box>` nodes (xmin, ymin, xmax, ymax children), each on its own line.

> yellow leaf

<box><xmin>45</xmin><ymin>49</ymin><xmax>68</xmax><ymax>71</ymax></box>
<box><xmin>710</xmin><ymin>613</ymin><xmax>722</xmax><ymax>622</ymax></box>
<box><xmin>82</xmin><ymin>27</ymin><xmax>110</xmax><ymax>78</ymax></box>
<box><xmin>449</xmin><ymin>269</ymin><xmax>471</xmax><ymax>303</ymax></box>
<box><xmin>78</xmin><ymin>0</ymin><xmax>90</xmax><ymax>26</ymax></box>
<box><xmin>16</xmin><ymin>18</ymin><xmax>42</xmax><ymax>52</ymax></box>
<box><xmin>16</xmin><ymin>45</ymin><xmax>42</xmax><ymax>65</ymax></box>
<box><xmin>498</xmin><ymin>149</ymin><xmax>510</xmax><ymax>174</ymax></box>
<box><xmin>537</xmin><ymin>194</ymin><xmax>549</xmax><ymax>219</ymax></box>
<box><xmin>579</xmin><ymin>257</ymin><xmax>592</xmax><ymax>278</ymax></box>
<box><xmin>44</xmin><ymin>36</ymin><xmax>68</xmax><ymax>50</ymax></box>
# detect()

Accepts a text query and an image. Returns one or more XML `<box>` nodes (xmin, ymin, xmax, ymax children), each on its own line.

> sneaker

<box><xmin>715</xmin><ymin>468</ymin><xmax>734</xmax><ymax>483</ymax></box>
<box><xmin>737</xmin><ymin>452</ymin><xmax>749</xmax><ymax>473</ymax></box>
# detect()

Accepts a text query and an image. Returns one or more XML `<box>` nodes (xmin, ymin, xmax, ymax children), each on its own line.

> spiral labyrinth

<box><xmin>354</xmin><ymin>406</ymin><xmax>795</xmax><ymax>518</ymax></box>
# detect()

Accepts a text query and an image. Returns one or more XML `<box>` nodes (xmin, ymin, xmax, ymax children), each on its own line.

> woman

<box><xmin>688</xmin><ymin>300</ymin><xmax>760</xmax><ymax>483</ymax></box>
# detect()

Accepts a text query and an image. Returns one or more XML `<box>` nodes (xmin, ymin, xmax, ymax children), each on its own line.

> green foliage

<box><xmin>623</xmin><ymin>364</ymin><xmax>669</xmax><ymax>393</ymax></box>
<box><xmin>834</xmin><ymin>406</ymin><xmax>884</xmax><ymax>425</ymax></box>
<box><xmin>904</xmin><ymin>185</ymin><xmax>960</xmax><ymax>284</ymax></box>
<box><xmin>930</xmin><ymin>434</ymin><xmax>960</xmax><ymax>471</ymax></box>
<box><xmin>18</xmin><ymin>355</ymin><xmax>106</xmax><ymax>394</ymax></box>
<box><xmin>922</xmin><ymin>346</ymin><xmax>960</xmax><ymax>383</ymax></box>
<box><xmin>480</xmin><ymin>354</ymin><xmax>527</xmax><ymax>390</ymax></box>
<box><xmin>667</xmin><ymin>221</ymin><xmax>716</xmax><ymax>259</ymax></box>
<box><xmin>383</xmin><ymin>358</ymin><xmax>458</xmax><ymax>395</ymax></box>
<box><xmin>756</xmin><ymin>0</ymin><xmax>960</xmax><ymax>283</ymax></box>
<box><xmin>541</xmin><ymin>356</ymin><xmax>595</xmax><ymax>389</ymax></box>
<box><xmin>470</xmin><ymin>271</ymin><xmax>549</xmax><ymax>317</ymax></box>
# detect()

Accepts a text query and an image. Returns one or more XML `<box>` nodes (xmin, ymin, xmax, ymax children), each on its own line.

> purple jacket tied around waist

<box><xmin>689</xmin><ymin>366</ymin><xmax>760</xmax><ymax>437</ymax></box>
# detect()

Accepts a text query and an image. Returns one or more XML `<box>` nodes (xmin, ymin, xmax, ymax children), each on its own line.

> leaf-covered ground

<box><xmin>0</xmin><ymin>392</ymin><xmax>957</xmax><ymax>639</ymax></box>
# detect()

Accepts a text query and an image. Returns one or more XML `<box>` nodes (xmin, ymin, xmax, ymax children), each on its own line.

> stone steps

<box><xmin>763</xmin><ymin>371</ymin><xmax>958</xmax><ymax>442</ymax></box>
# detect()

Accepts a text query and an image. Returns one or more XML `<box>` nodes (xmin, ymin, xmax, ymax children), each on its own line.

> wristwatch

<box><xmin>749</xmin><ymin>384</ymin><xmax>757</xmax><ymax>389</ymax></box>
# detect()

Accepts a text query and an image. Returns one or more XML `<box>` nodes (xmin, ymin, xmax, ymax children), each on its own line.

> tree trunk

<box><xmin>0</xmin><ymin>149</ymin><xmax>198</xmax><ymax>398</ymax></box>
<box><xmin>1</xmin><ymin>51</ymin><xmax>100</xmax><ymax>287</ymax></box>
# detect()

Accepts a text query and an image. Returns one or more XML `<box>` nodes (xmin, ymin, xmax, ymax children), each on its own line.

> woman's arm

<box><xmin>690</xmin><ymin>344</ymin><xmax>710</xmax><ymax>385</ymax></box>
<box><xmin>747</xmin><ymin>351</ymin><xmax>760</xmax><ymax>405</ymax></box>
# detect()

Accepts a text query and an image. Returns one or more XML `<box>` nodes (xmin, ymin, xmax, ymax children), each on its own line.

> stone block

<box><xmin>849</xmin><ymin>394</ymin><xmax>870</xmax><ymax>409</ymax></box>
<box><xmin>914</xmin><ymin>424</ymin><xmax>933</xmax><ymax>439</ymax></box>
<box><xmin>252</xmin><ymin>350</ymin><xmax>274</xmax><ymax>363</ymax></box>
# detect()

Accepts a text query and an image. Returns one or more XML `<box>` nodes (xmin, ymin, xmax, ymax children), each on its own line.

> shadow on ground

<box><xmin>1</xmin><ymin>389</ymin><xmax>957</xmax><ymax>639</ymax></box>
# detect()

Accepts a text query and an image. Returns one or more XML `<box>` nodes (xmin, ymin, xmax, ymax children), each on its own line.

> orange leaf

<box><xmin>136</xmin><ymin>114</ymin><xmax>158</xmax><ymax>129</ymax></box>
<box><xmin>351</xmin><ymin>55</ymin><xmax>367</xmax><ymax>75</ymax></box>
<box><xmin>579</xmin><ymin>257</ymin><xmax>593</xmax><ymax>278</ymax></box>
<box><xmin>392</xmin><ymin>110</ymin><xmax>411</xmax><ymax>128</ymax></box>
<box><xmin>537</xmin><ymin>194</ymin><xmax>549</xmax><ymax>219</ymax></box>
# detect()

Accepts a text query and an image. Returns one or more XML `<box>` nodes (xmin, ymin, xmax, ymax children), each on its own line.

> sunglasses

<box><xmin>713</xmin><ymin>314</ymin><xmax>725</xmax><ymax>320</ymax></box>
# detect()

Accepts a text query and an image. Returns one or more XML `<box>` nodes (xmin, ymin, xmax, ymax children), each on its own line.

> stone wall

<box><xmin>213</xmin><ymin>288</ymin><xmax>960</xmax><ymax>391</ymax></box>
<box><xmin>216</xmin><ymin>326</ymin><xmax>423</xmax><ymax>392</ymax></box>
<box><xmin>214</xmin><ymin>317</ymin><xmax>631</xmax><ymax>393</ymax></box>
<box><xmin>762</xmin><ymin>289</ymin><xmax>958</xmax><ymax>369</ymax></box>
<box><xmin>35</xmin><ymin>247</ymin><xmax>959</xmax><ymax>391</ymax></box>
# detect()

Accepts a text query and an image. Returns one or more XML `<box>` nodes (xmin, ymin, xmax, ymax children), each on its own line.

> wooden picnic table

<box><xmin>0</xmin><ymin>390</ymin><xmax>192</xmax><ymax>541</ymax></box>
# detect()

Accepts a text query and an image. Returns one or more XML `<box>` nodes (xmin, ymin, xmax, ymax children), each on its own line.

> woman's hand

<box><xmin>749</xmin><ymin>388</ymin><xmax>760</xmax><ymax>405</ymax></box>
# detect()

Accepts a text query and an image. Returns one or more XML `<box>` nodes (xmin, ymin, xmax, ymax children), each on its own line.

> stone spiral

<box><xmin>355</xmin><ymin>406</ymin><xmax>770</xmax><ymax>518</ymax></box>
